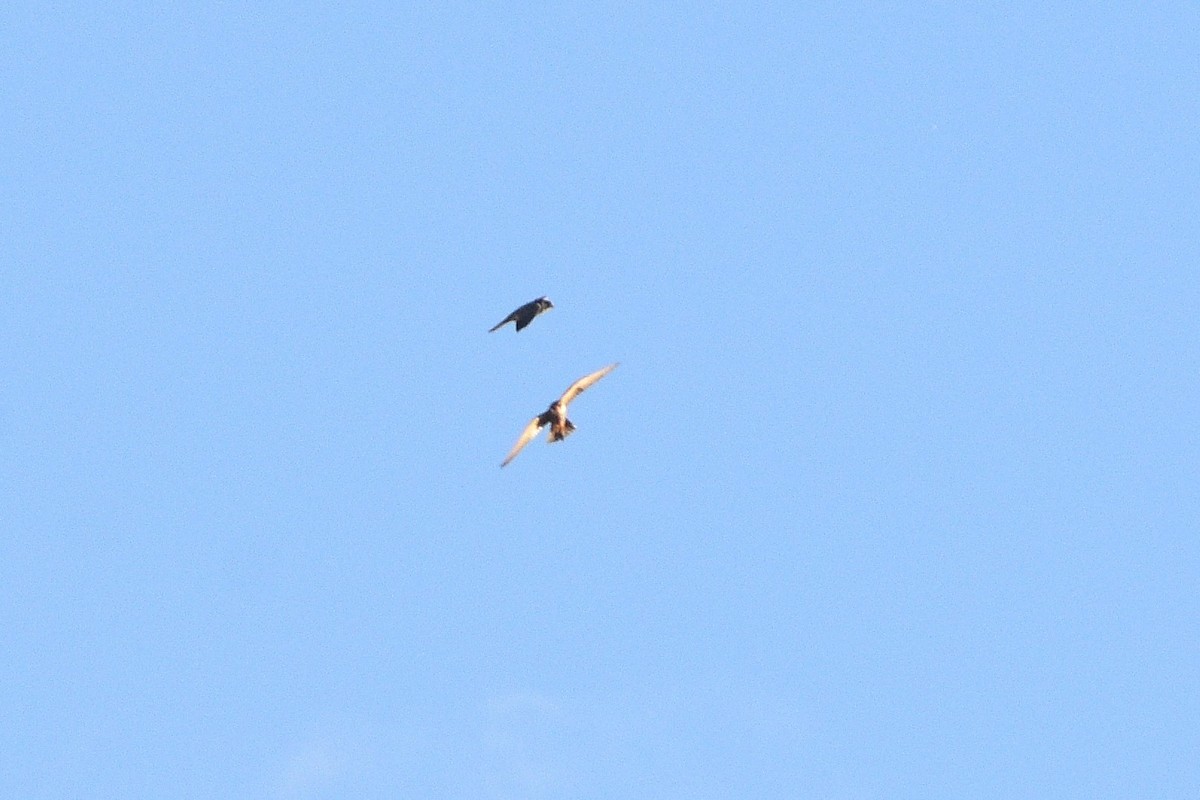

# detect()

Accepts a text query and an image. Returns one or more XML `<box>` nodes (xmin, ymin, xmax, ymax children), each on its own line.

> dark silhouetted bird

<box><xmin>489</xmin><ymin>296</ymin><xmax>553</xmax><ymax>332</ymax></box>
<box><xmin>501</xmin><ymin>363</ymin><xmax>618</xmax><ymax>467</ymax></box>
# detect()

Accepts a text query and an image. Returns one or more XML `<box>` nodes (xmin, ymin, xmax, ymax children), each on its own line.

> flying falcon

<box><xmin>489</xmin><ymin>296</ymin><xmax>553</xmax><ymax>333</ymax></box>
<box><xmin>501</xmin><ymin>363</ymin><xmax>619</xmax><ymax>467</ymax></box>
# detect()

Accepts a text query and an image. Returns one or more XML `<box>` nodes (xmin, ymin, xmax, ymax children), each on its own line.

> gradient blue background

<box><xmin>4</xmin><ymin>3</ymin><xmax>1197</xmax><ymax>798</ymax></box>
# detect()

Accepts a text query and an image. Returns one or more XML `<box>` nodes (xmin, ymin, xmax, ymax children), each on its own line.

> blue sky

<box><xmin>3</xmin><ymin>3</ymin><xmax>1198</xmax><ymax>798</ymax></box>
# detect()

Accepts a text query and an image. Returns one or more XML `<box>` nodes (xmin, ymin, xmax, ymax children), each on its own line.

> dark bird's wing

<box><xmin>559</xmin><ymin>363</ymin><xmax>618</xmax><ymax>407</ymax></box>
<box><xmin>501</xmin><ymin>415</ymin><xmax>547</xmax><ymax>467</ymax></box>
<box><xmin>488</xmin><ymin>309</ymin><xmax>519</xmax><ymax>332</ymax></box>
<box><xmin>513</xmin><ymin>309</ymin><xmax>536</xmax><ymax>331</ymax></box>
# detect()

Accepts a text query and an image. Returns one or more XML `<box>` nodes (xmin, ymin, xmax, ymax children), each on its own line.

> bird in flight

<box><xmin>501</xmin><ymin>363</ymin><xmax>618</xmax><ymax>467</ymax></box>
<box><xmin>489</xmin><ymin>296</ymin><xmax>553</xmax><ymax>333</ymax></box>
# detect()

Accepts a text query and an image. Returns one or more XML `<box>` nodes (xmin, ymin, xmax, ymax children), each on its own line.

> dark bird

<box><xmin>501</xmin><ymin>363</ymin><xmax>619</xmax><ymax>467</ymax></box>
<box><xmin>489</xmin><ymin>296</ymin><xmax>553</xmax><ymax>332</ymax></box>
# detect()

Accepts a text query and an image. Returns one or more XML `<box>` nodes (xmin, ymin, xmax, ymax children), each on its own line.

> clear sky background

<box><xmin>3</xmin><ymin>3</ymin><xmax>1197</xmax><ymax>798</ymax></box>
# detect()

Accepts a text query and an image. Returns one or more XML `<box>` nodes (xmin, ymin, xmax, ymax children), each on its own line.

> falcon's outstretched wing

<box><xmin>501</xmin><ymin>415</ymin><xmax>547</xmax><ymax>467</ymax></box>
<box><xmin>559</xmin><ymin>363</ymin><xmax>619</xmax><ymax>407</ymax></box>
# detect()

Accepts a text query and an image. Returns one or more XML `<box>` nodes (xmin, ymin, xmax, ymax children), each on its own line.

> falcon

<box><xmin>489</xmin><ymin>296</ymin><xmax>553</xmax><ymax>333</ymax></box>
<box><xmin>501</xmin><ymin>363</ymin><xmax>619</xmax><ymax>467</ymax></box>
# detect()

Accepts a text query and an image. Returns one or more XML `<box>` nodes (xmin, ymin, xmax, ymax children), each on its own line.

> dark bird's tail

<box><xmin>488</xmin><ymin>318</ymin><xmax>510</xmax><ymax>333</ymax></box>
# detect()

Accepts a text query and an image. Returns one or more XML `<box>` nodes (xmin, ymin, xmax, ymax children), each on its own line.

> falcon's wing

<box><xmin>500</xmin><ymin>415</ymin><xmax>546</xmax><ymax>467</ymax></box>
<box><xmin>488</xmin><ymin>311</ymin><xmax>516</xmax><ymax>332</ymax></box>
<box><xmin>559</xmin><ymin>363</ymin><xmax>618</xmax><ymax>407</ymax></box>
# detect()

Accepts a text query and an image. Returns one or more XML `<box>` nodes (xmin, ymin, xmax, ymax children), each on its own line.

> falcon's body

<box><xmin>489</xmin><ymin>296</ymin><xmax>553</xmax><ymax>332</ymax></box>
<box><xmin>501</xmin><ymin>363</ymin><xmax>618</xmax><ymax>467</ymax></box>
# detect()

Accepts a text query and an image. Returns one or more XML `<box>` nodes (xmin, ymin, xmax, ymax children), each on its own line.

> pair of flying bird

<box><xmin>490</xmin><ymin>296</ymin><xmax>617</xmax><ymax>467</ymax></box>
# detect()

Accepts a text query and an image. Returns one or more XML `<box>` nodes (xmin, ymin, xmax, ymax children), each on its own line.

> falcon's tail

<box><xmin>548</xmin><ymin>419</ymin><xmax>576</xmax><ymax>443</ymax></box>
